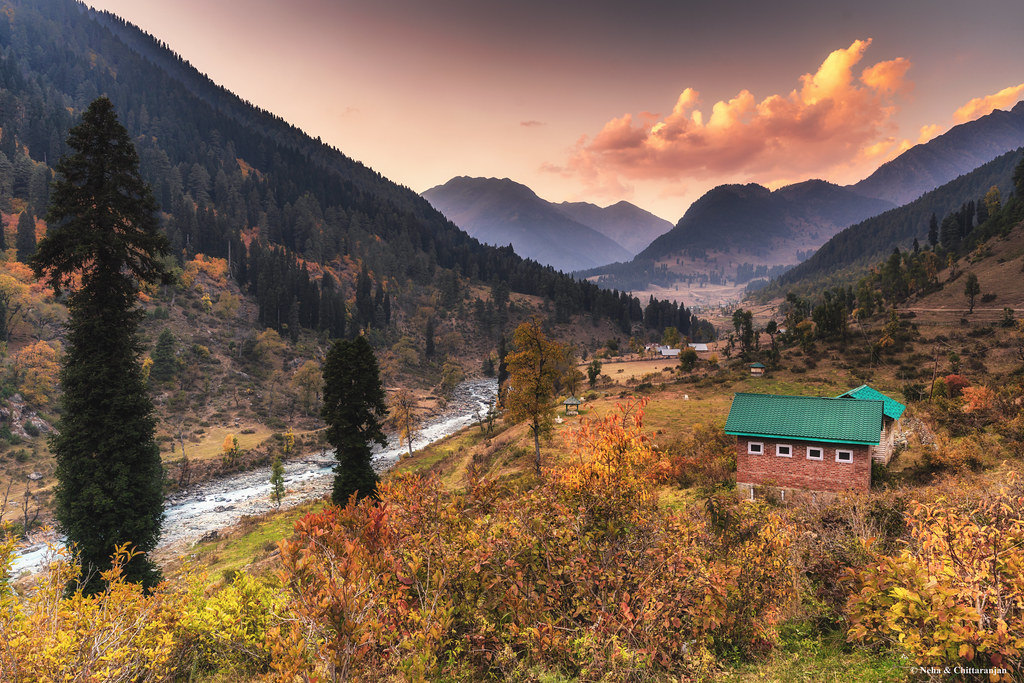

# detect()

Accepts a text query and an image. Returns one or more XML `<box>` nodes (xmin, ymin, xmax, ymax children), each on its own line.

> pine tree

<box><xmin>321</xmin><ymin>335</ymin><xmax>387</xmax><ymax>504</ymax></box>
<box><xmin>1015</xmin><ymin>155</ymin><xmax>1024</xmax><ymax>198</ymax></box>
<box><xmin>424</xmin><ymin>318</ymin><xmax>436</xmax><ymax>359</ymax></box>
<box><xmin>15</xmin><ymin>210</ymin><xmax>35</xmax><ymax>262</ymax></box>
<box><xmin>270</xmin><ymin>456</ymin><xmax>285</xmax><ymax>508</ymax></box>
<box><xmin>939</xmin><ymin>214</ymin><xmax>960</xmax><ymax>251</ymax></box>
<box><xmin>355</xmin><ymin>264</ymin><xmax>373</xmax><ymax>329</ymax></box>
<box><xmin>928</xmin><ymin>213</ymin><xmax>939</xmax><ymax>247</ymax></box>
<box><xmin>31</xmin><ymin>97</ymin><xmax>169</xmax><ymax>592</ymax></box>
<box><xmin>149</xmin><ymin>329</ymin><xmax>178</xmax><ymax>383</ymax></box>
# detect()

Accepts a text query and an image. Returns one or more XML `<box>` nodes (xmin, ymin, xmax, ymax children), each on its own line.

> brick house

<box><xmin>725</xmin><ymin>393</ymin><xmax>885</xmax><ymax>501</ymax></box>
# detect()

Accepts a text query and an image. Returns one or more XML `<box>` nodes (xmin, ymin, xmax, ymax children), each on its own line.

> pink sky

<box><xmin>87</xmin><ymin>0</ymin><xmax>1024</xmax><ymax>221</ymax></box>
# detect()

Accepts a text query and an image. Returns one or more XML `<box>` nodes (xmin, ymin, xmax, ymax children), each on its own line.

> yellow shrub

<box><xmin>0</xmin><ymin>535</ymin><xmax>286</xmax><ymax>681</ymax></box>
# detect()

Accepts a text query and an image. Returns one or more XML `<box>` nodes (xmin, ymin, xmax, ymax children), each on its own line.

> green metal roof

<box><xmin>563</xmin><ymin>396</ymin><xmax>582</xmax><ymax>405</ymax></box>
<box><xmin>725</xmin><ymin>393</ymin><xmax>883</xmax><ymax>445</ymax></box>
<box><xmin>836</xmin><ymin>384</ymin><xmax>906</xmax><ymax>421</ymax></box>
<box><xmin>749</xmin><ymin>363</ymin><xmax>766</xmax><ymax>368</ymax></box>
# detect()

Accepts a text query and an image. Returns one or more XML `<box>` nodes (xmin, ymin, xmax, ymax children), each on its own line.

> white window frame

<box><xmin>807</xmin><ymin>446</ymin><xmax>824</xmax><ymax>461</ymax></box>
<box><xmin>747</xmin><ymin>441</ymin><xmax>764</xmax><ymax>455</ymax></box>
<box><xmin>776</xmin><ymin>443</ymin><xmax>792</xmax><ymax>458</ymax></box>
<box><xmin>835</xmin><ymin>449</ymin><xmax>854</xmax><ymax>464</ymax></box>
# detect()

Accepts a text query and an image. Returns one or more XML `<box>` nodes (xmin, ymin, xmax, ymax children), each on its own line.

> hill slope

<box><xmin>422</xmin><ymin>177</ymin><xmax>633</xmax><ymax>272</ymax></box>
<box><xmin>767</xmin><ymin>147</ymin><xmax>1024</xmax><ymax>296</ymax></box>
<box><xmin>577</xmin><ymin>180</ymin><xmax>892</xmax><ymax>298</ymax></box>
<box><xmin>852</xmin><ymin>101</ymin><xmax>1024</xmax><ymax>205</ymax></box>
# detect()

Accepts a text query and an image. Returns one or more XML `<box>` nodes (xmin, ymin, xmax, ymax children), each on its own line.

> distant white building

<box><xmin>659</xmin><ymin>347</ymin><xmax>680</xmax><ymax>357</ymax></box>
<box><xmin>688</xmin><ymin>343</ymin><xmax>708</xmax><ymax>352</ymax></box>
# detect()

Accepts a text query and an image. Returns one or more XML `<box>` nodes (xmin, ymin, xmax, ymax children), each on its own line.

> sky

<box><xmin>87</xmin><ymin>0</ymin><xmax>1024</xmax><ymax>222</ymax></box>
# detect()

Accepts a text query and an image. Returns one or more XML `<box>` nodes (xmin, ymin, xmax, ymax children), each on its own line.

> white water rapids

<box><xmin>10</xmin><ymin>378</ymin><xmax>497</xmax><ymax>576</ymax></box>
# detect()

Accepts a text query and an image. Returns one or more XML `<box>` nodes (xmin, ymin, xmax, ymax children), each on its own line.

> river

<box><xmin>10</xmin><ymin>378</ymin><xmax>498</xmax><ymax>576</ymax></box>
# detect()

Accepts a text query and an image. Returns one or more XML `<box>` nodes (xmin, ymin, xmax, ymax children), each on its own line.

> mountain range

<box><xmin>767</xmin><ymin>146</ymin><xmax>1024</xmax><ymax>296</ymax></box>
<box><xmin>851</xmin><ymin>101</ymin><xmax>1024</xmax><ymax>206</ymax></box>
<box><xmin>635</xmin><ymin>180</ymin><xmax>893</xmax><ymax>262</ymax></box>
<box><xmin>422</xmin><ymin>177</ymin><xmax>672</xmax><ymax>272</ymax></box>
<box><xmin>580</xmin><ymin>101</ymin><xmax>1024</xmax><ymax>294</ymax></box>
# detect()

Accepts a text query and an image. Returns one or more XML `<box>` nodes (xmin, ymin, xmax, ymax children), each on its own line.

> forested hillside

<box><xmin>761</xmin><ymin>147</ymin><xmax>1024</xmax><ymax>298</ymax></box>
<box><xmin>0</xmin><ymin>0</ymin><xmax>713</xmax><ymax>542</ymax></box>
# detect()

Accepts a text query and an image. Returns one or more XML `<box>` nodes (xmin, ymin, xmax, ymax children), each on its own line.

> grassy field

<box><xmin>718</xmin><ymin>627</ymin><xmax>909</xmax><ymax>682</ymax></box>
<box><xmin>165</xmin><ymin>423</ymin><xmax>276</xmax><ymax>462</ymax></box>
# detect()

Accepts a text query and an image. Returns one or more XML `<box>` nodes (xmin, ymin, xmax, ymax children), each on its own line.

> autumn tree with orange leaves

<box><xmin>501</xmin><ymin>317</ymin><xmax>570</xmax><ymax>475</ymax></box>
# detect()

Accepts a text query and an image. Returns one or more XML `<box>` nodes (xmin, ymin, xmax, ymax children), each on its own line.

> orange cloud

<box><xmin>910</xmin><ymin>83</ymin><xmax>1024</xmax><ymax>148</ymax></box>
<box><xmin>555</xmin><ymin>39</ymin><xmax>911</xmax><ymax>191</ymax></box>
<box><xmin>860</xmin><ymin>57</ymin><xmax>911</xmax><ymax>94</ymax></box>
<box><xmin>917</xmin><ymin>123</ymin><xmax>943</xmax><ymax>144</ymax></box>
<box><xmin>952</xmin><ymin>83</ymin><xmax>1024</xmax><ymax>123</ymax></box>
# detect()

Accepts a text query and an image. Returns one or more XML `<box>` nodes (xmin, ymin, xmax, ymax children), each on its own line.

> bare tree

<box><xmin>0</xmin><ymin>477</ymin><xmax>12</xmax><ymax>525</ymax></box>
<box><xmin>388</xmin><ymin>388</ymin><xmax>419</xmax><ymax>458</ymax></box>
<box><xmin>21</xmin><ymin>480</ymin><xmax>39</xmax><ymax>535</ymax></box>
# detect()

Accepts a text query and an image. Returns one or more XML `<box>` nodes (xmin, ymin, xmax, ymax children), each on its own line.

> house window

<box><xmin>836</xmin><ymin>449</ymin><xmax>854</xmax><ymax>463</ymax></box>
<box><xmin>776</xmin><ymin>444</ymin><xmax>792</xmax><ymax>457</ymax></box>
<box><xmin>747</xmin><ymin>441</ymin><xmax>764</xmax><ymax>455</ymax></box>
<box><xmin>807</xmin><ymin>447</ymin><xmax>823</xmax><ymax>461</ymax></box>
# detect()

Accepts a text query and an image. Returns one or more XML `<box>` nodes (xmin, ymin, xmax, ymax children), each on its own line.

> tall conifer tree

<box><xmin>149</xmin><ymin>329</ymin><xmax>178</xmax><ymax>383</ymax></box>
<box><xmin>32</xmin><ymin>97</ymin><xmax>169</xmax><ymax>591</ymax></box>
<box><xmin>321</xmin><ymin>335</ymin><xmax>386</xmax><ymax>504</ymax></box>
<box><xmin>15</xmin><ymin>210</ymin><xmax>35</xmax><ymax>262</ymax></box>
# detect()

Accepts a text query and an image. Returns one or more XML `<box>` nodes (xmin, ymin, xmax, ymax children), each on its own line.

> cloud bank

<box><xmin>558</xmin><ymin>39</ymin><xmax>912</xmax><ymax>193</ymax></box>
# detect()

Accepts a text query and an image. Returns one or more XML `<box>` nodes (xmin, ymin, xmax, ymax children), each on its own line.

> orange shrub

<box><xmin>7</xmin><ymin>339</ymin><xmax>60</xmax><ymax>407</ymax></box>
<box><xmin>659</xmin><ymin>421</ymin><xmax>736</xmax><ymax>491</ymax></box>
<box><xmin>180</xmin><ymin>255</ymin><xmax>228</xmax><ymax>289</ymax></box>
<box><xmin>961</xmin><ymin>385</ymin><xmax>996</xmax><ymax>414</ymax></box>
<box><xmin>275</xmin><ymin>411</ymin><xmax>795</xmax><ymax>680</ymax></box>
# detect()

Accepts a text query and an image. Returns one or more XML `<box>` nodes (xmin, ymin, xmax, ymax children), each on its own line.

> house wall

<box><xmin>868</xmin><ymin>417</ymin><xmax>899</xmax><ymax>464</ymax></box>
<box><xmin>735</xmin><ymin>436</ymin><xmax>872</xmax><ymax>494</ymax></box>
